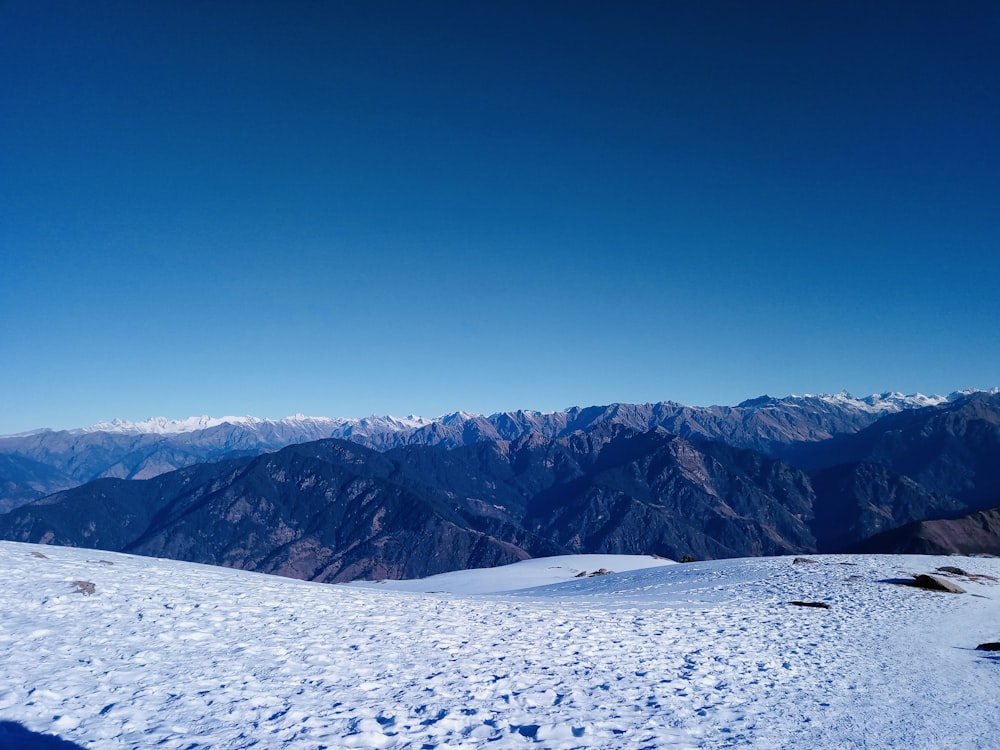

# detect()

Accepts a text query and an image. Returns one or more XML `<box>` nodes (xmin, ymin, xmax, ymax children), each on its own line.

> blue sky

<box><xmin>2</xmin><ymin>1</ymin><xmax>998</xmax><ymax>433</ymax></box>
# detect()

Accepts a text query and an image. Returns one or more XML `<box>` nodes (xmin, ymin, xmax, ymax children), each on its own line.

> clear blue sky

<box><xmin>2</xmin><ymin>1</ymin><xmax>998</xmax><ymax>433</ymax></box>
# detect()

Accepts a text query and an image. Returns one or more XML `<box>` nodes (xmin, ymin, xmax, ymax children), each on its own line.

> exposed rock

<box><xmin>73</xmin><ymin>580</ymin><xmax>95</xmax><ymax>595</ymax></box>
<box><xmin>976</xmin><ymin>642</ymin><xmax>1000</xmax><ymax>651</ymax></box>
<box><xmin>793</xmin><ymin>557</ymin><xmax>819</xmax><ymax>564</ymax></box>
<box><xmin>789</xmin><ymin>601</ymin><xmax>830</xmax><ymax>609</ymax></box>
<box><xmin>937</xmin><ymin>565</ymin><xmax>968</xmax><ymax>575</ymax></box>
<box><xmin>912</xmin><ymin>574</ymin><xmax>965</xmax><ymax>593</ymax></box>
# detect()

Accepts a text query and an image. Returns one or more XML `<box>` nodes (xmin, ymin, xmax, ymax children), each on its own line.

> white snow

<box><xmin>348</xmin><ymin>554</ymin><xmax>677</xmax><ymax>594</ymax></box>
<box><xmin>82</xmin><ymin>415</ymin><xmax>292</xmax><ymax>434</ymax></box>
<box><xmin>808</xmin><ymin>390</ymin><xmax>950</xmax><ymax>413</ymax></box>
<box><xmin>76</xmin><ymin>414</ymin><xmax>433</xmax><ymax>436</ymax></box>
<box><xmin>2</xmin><ymin>542</ymin><xmax>999</xmax><ymax>748</ymax></box>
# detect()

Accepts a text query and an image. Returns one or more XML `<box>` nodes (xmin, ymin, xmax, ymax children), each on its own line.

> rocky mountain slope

<box><xmin>852</xmin><ymin>505</ymin><xmax>1000</xmax><ymax>556</ymax></box>
<box><xmin>0</xmin><ymin>428</ymin><xmax>817</xmax><ymax>581</ymax></box>
<box><xmin>0</xmin><ymin>391</ymin><xmax>968</xmax><ymax>511</ymax></box>
<box><xmin>2</xmin><ymin>390</ymin><xmax>998</xmax><ymax>575</ymax></box>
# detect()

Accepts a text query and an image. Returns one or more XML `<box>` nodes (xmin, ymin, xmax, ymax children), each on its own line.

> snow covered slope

<box><xmin>1</xmin><ymin>542</ymin><xmax>998</xmax><ymax>749</ymax></box>
<box><xmin>348</xmin><ymin>553</ymin><xmax>678</xmax><ymax>594</ymax></box>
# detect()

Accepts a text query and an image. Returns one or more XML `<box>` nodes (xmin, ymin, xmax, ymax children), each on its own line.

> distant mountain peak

<box><xmin>7</xmin><ymin>388</ymin><xmax>998</xmax><ymax>441</ymax></box>
<box><xmin>736</xmin><ymin>395</ymin><xmax>779</xmax><ymax>408</ymax></box>
<box><xmin>808</xmin><ymin>391</ymin><xmax>949</xmax><ymax>413</ymax></box>
<box><xmin>737</xmin><ymin>390</ymin><xmax>950</xmax><ymax>413</ymax></box>
<box><xmin>80</xmin><ymin>414</ymin><xmax>336</xmax><ymax>435</ymax></box>
<box><xmin>69</xmin><ymin>413</ymin><xmax>440</xmax><ymax>437</ymax></box>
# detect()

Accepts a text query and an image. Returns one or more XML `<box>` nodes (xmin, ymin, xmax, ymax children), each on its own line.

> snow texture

<box><xmin>1</xmin><ymin>542</ymin><xmax>999</xmax><ymax>748</ymax></box>
<box><xmin>348</xmin><ymin>554</ymin><xmax>678</xmax><ymax>594</ymax></box>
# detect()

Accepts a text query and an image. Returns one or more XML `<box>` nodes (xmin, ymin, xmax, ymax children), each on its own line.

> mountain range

<box><xmin>1</xmin><ymin>389</ymin><xmax>998</xmax><ymax>581</ymax></box>
<box><xmin>0</xmin><ymin>390</ymin><xmax>972</xmax><ymax>512</ymax></box>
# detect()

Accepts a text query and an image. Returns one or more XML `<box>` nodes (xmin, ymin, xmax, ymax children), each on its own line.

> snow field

<box><xmin>1</xmin><ymin>542</ymin><xmax>998</xmax><ymax>748</ymax></box>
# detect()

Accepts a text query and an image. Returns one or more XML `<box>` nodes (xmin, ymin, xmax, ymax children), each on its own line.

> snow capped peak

<box><xmin>438</xmin><ymin>410</ymin><xmax>483</xmax><ymax>425</ymax></box>
<box><xmin>10</xmin><ymin>388</ymin><xmax>999</xmax><ymax>439</ymax></box>
<box><xmin>948</xmin><ymin>386</ymin><xmax>1000</xmax><ymax>400</ymax></box>
<box><xmin>83</xmin><ymin>415</ymin><xmax>247</xmax><ymax>434</ymax></box>
<box><xmin>387</xmin><ymin>415</ymin><xmax>434</xmax><ymax>429</ymax></box>
<box><xmin>79</xmin><ymin>414</ymin><xmax>337</xmax><ymax>435</ymax></box>
<box><xmin>812</xmin><ymin>390</ymin><xmax>949</xmax><ymax>414</ymax></box>
<box><xmin>354</xmin><ymin>415</ymin><xmax>433</xmax><ymax>431</ymax></box>
<box><xmin>71</xmin><ymin>413</ymin><xmax>438</xmax><ymax>437</ymax></box>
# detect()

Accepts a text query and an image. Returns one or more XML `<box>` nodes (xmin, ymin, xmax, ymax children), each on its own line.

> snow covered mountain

<box><xmin>71</xmin><ymin>389</ymin><xmax>983</xmax><ymax>435</ymax></box>
<box><xmin>2</xmin><ymin>541</ymin><xmax>998</xmax><ymax>749</ymax></box>
<box><xmin>80</xmin><ymin>413</ymin><xmax>432</xmax><ymax>436</ymax></box>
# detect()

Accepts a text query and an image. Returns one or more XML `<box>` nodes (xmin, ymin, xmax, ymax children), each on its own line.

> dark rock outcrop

<box><xmin>911</xmin><ymin>574</ymin><xmax>965</xmax><ymax>593</ymax></box>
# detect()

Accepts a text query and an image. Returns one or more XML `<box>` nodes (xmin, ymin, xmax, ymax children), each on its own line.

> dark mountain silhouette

<box><xmin>852</xmin><ymin>506</ymin><xmax>1000</xmax><ymax>556</ymax></box>
<box><xmin>810</xmin><ymin>462</ymin><xmax>964</xmax><ymax>551</ymax></box>
<box><xmin>789</xmin><ymin>392</ymin><xmax>1000</xmax><ymax>501</ymax></box>
<box><xmin>0</xmin><ymin>453</ymin><xmax>71</xmax><ymax>513</ymax></box>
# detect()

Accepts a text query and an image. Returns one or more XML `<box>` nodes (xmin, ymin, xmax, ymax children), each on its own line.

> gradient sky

<box><xmin>2</xmin><ymin>1</ymin><xmax>999</xmax><ymax>433</ymax></box>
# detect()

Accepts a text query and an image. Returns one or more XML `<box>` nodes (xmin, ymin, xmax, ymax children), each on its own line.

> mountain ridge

<box><xmin>9</xmin><ymin>388</ymin><xmax>992</xmax><ymax>438</ymax></box>
<box><xmin>2</xmin><ymin>389</ymin><xmax>996</xmax><ymax>513</ymax></box>
<box><xmin>5</xmin><ymin>392</ymin><xmax>999</xmax><ymax>580</ymax></box>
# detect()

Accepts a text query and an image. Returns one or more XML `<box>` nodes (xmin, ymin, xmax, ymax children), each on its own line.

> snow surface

<box><xmin>810</xmin><ymin>387</ymin><xmax>1000</xmax><ymax>414</ymax></box>
<box><xmin>812</xmin><ymin>390</ymin><xmax>949</xmax><ymax>413</ymax></box>
<box><xmin>348</xmin><ymin>554</ymin><xmax>678</xmax><ymax>594</ymax></box>
<box><xmin>76</xmin><ymin>414</ymin><xmax>433</xmax><ymax>436</ymax></box>
<box><xmin>2</xmin><ymin>542</ymin><xmax>999</xmax><ymax>749</ymax></box>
